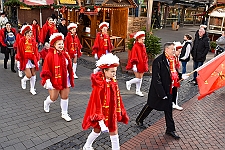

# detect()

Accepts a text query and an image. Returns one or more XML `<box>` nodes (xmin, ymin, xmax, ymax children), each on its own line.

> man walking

<box><xmin>191</xmin><ymin>28</ymin><xmax>210</xmax><ymax>85</ymax></box>
<box><xmin>136</xmin><ymin>42</ymin><xmax>183</xmax><ymax>140</ymax></box>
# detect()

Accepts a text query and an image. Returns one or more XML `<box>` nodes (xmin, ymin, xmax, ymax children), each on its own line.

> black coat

<box><xmin>147</xmin><ymin>53</ymin><xmax>173</xmax><ymax>112</ymax></box>
<box><xmin>57</xmin><ymin>23</ymin><xmax>68</xmax><ymax>37</ymax></box>
<box><xmin>191</xmin><ymin>33</ymin><xmax>210</xmax><ymax>62</ymax></box>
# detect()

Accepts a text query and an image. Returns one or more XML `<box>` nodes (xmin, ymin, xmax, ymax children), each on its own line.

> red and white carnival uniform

<box><xmin>39</xmin><ymin>21</ymin><xmax>58</xmax><ymax>44</ymax></box>
<box><xmin>40</xmin><ymin>47</ymin><xmax>74</xmax><ymax>90</ymax></box>
<box><xmin>64</xmin><ymin>32</ymin><xmax>82</xmax><ymax>59</ymax></box>
<box><xmin>92</xmin><ymin>32</ymin><xmax>113</xmax><ymax>59</ymax></box>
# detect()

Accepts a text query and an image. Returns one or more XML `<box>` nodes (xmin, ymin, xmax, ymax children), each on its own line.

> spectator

<box><xmin>0</xmin><ymin>12</ymin><xmax>9</xmax><ymax>29</ymax></box>
<box><xmin>57</xmin><ymin>18</ymin><xmax>68</xmax><ymax>37</ymax></box>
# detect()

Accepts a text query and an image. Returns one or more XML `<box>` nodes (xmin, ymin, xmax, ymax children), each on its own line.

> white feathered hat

<box><xmin>67</xmin><ymin>23</ymin><xmax>78</xmax><ymax>30</ymax></box>
<box><xmin>133</xmin><ymin>31</ymin><xmax>145</xmax><ymax>39</ymax></box>
<box><xmin>20</xmin><ymin>25</ymin><xmax>32</xmax><ymax>35</ymax></box>
<box><xmin>49</xmin><ymin>33</ymin><xmax>64</xmax><ymax>46</ymax></box>
<box><xmin>96</xmin><ymin>53</ymin><xmax>119</xmax><ymax>69</ymax></box>
<box><xmin>99</xmin><ymin>22</ymin><xmax>109</xmax><ymax>30</ymax></box>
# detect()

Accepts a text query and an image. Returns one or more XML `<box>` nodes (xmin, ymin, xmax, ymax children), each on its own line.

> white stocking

<box><xmin>60</xmin><ymin>99</ymin><xmax>69</xmax><ymax>115</ymax></box>
<box><xmin>136</xmin><ymin>78</ymin><xmax>142</xmax><ymax>92</ymax></box>
<box><xmin>73</xmin><ymin>63</ymin><xmax>77</xmax><ymax>74</ymax></box>
<box><xmin>84</xmin><ymin>129</ymin><xmax>101</xmax><ymax>148</ymax></box>
<box><xmin>110</xmin><ymin>134</ymin><xmax>120</xmax><ymax>150</ymax></box>
<box><xmin>30</xmin><ymin>75</ymin><xmax>36</xmax><ymax>90</ymax></box>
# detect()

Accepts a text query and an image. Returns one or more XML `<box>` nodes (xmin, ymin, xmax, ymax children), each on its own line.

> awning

<box><xmin>21</xmin><ymin>0</ymin><xmax>54</xmax><ymax>5</ymax></box>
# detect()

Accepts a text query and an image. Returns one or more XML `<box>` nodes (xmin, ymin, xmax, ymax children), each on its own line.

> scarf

<box><xmin>165</xmin><ymin>52</ymin><xmax>180</xmax><ymax>89</ymax></box>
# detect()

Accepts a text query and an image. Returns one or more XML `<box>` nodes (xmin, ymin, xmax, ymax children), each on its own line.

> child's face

<box><xmin>54</xmin><ymin>40</ymin><xmax>64</xmax><ymax>51</ymax></box>
<box><xmin>138</xmin><ymin>36</ymin><xmax>145</xmax><ymax>44</ymax></box>
<box><xmin>70</xmin><ymin>28</ymin><xmax>76</xmax><ymax>34</ymax></box>
<box><xmin>101</xmin><ymin>27</ymin><xmax>108</xmax><ymax>34</ymax></box>
<box><xmin>183</xmin><ymin>35</ymin><xmax>187</xmax><ymax>41</ymax></box>
<box><xmin>104</xmin><ymin>67</ymin><xmax>117</xmax><ymax>79</ymax></box>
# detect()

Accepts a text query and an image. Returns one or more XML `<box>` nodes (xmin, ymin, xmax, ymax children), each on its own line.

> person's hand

<box><xmin>163</xmin><ymin>96</ymin><xmax>168</xmax><ymax>100</ymax></box>
<box><xmin>182</xmin><ymin>73</ymin><xmax>190</xmax><ymax>80</ymax></box>
<box><xmin>43</xmin><ymin>79</ymin><xmax>53</xmax><ymax>90</ymax></box>
<box><xmin>132</xmin><ymin>65</ymin><xmax>137</xmax><ymax>72</ymax></box>
<box><xmin>94</xmin><ymin>54</ymin><xmax>98</xmax><ymax>60</ymax></box>
<box><xmin>98</xmin><ymin>120</ymin><xmax>109</xmax><ymax>133</ymax></box>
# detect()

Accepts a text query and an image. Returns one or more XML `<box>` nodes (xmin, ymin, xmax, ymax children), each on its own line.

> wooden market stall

<box><xmin>80</xmin><ymin>0</ymin><xmax>137</xmax><ymax>54</ymax></box>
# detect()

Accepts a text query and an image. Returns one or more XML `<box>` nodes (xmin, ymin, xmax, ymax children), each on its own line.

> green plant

<box><xmin>127</xmin><ymin>38</ymin><xmax>135</xmax><ymax>50</ymax></box>
<box><xmin>144</xmin><ymin>32</ymin><xmax>161</xmax><ymax>58</ymax></box>
<box><xmin>210</xmin><ymin>41</ymin><xmax>217</xmax><ymax>49</ymax></box>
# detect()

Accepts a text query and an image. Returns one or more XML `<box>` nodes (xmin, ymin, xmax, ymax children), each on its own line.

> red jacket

<box><xmin>64</xmin><ymin>32</ymin><xmax>82</xmax><ymax>59</ymax></box>
<box><xmin>32</xmin><ymin>24</ymin><xmax>40</xmax><ymax>43</ymax></box>
<box><xmin>40</xmin><ymin>47</ymin><xmax>74</xmax><ymax>90</ymax></box>
<box><xmin>82</xmin><ymin>72</ymin><xmax>129</xmax><ymax>132</ymax></box>
<box><xmin>92</xmin><ymin>32</ymin><xmax>113</xmax><ymax>58</ymax></box>
<box><xmin>14</xmin><ymin>33</ymin><xmax>23</xmax><ymax>58</ymax></box>
<box><xmin>39</xmin><ymin>47</ymin><xmax>49</xmax><ymax>59</ymax></box>
<box><xmin>0</xmin><ymin>27</ymin><xmax>17</xmax><ymax>47</ymax></box>
<box><xmin>39</xmin><ymin>21</ymin><xmax>58</xmax><ymax>44</ymax></box>
<box><xmin>126</xmin><ymin>42</ymin><xmax>149</xmax><ymax>73</ymax></box>
<box><xmin>17</xmin><ymin>37</ymin><xmax>40</xmax><ymax>71</ymax></box>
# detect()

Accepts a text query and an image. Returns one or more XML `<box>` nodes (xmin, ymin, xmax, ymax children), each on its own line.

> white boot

<box><xmin>21</xmin><ymin>76</ymin><xmax>30</xmax><ymax>89</ymax></box>
<box><xmin>61</xmin><ymin>99</ymin><xmax>72</xmax><ymax>121</ymax></box>
<box><xmin>73</xmin><ymin>63</ymin><xmax>78</xmax><ymax>79</ymax></box>
<box><xmin>172</xmin><ymin>92</ymin><xmax>183</xmax><ymax>110</ymax></box>
<box><xmin>83</xmin><ymin>130</ymin><xmax>100</xmax><ymax>150</ymax></box>
<box><xmin>17</xmin><ymin>61</ymin><xmax>23</xmax><ymax>77</ymax></box>
<box><xmin>110</xmin><ymin>134</ymin><xmax>120</xmax><ymax>150</ymax></box>
<box><xmin>30</xmin><ymin>75</ymin><xmax>37</xmax><ymax>95</ymax></box>
<box><xmin>44</xmin><ymin>96</ymin><xmax>54</xmax><ymax>113</ymax></box>
<box><xmin>136</xmin><ymin>78</ymin><xmax>144</xmax><ymax>97</ymax></box>
<box><xmin>126</xmin><ymin>78</ymin><xmax>140</xmax><ymax>91</ymax></box>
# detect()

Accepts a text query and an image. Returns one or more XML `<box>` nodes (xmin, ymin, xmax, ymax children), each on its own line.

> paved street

<box><xmin>0</xmin><ymin>26</ymin><xmax>223</xmax><ymax>150</ymax></box>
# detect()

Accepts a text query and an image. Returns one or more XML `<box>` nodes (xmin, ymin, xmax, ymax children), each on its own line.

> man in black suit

<box><xmin>136</xmin><ymin>42</ymin><xmax>181</xmax><ymax>140</ymax></box>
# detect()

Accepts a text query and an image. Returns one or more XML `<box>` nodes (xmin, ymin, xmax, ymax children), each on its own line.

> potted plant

<box><xmin>210</xmin><ymin>41</ymin><xmax>217</xmax><ymax>53</ymax></box>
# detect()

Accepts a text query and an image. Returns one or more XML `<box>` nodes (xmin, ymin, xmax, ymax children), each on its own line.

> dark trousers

<box><xmin>2</xmin><ymin>47</ymin><xmax>15</xmax><ymax>70</ymax></box>
<box><xmin>172</xmin><ymin>87</ymin><xmax>178</xmax><ymax>104</ymax></box>
<box><xmin>193</xmin><ymin>61</ymin><xmax>203</xmax><ymax>80</ymax></box>
<box><xmin>136</xmin><ymin>104</ymin><xmax>175</xmax><ymax>132</ymax></box>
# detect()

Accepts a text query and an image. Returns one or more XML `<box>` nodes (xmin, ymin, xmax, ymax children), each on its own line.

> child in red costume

<box><xmin>17</xmin><ymin>25</ymin><xmax>40</xmax><ymax>95</ymax></box>
<box><xmin>39</xmin><ymin>17</ymin><xmax>58</xmax><ymax>45</ymax></box>
<box><xmin>126</xmin><ymin>31</ymin><xmax>148</xmax><ymax>97</ymax></box>
<box><xmin>31</xmin><ymin>19</ymin><xmax>40</xmax><ymax>43</ymax></box>
<box><xmin>64</xmin><ymin>23</ymin><xmax>82</xmax><ymax>79</ymax></box>
<box><xmin>40</xmin><ymin>33</ymin><xmax>74</xmax><ymax>122</ymax></box>
<box><xmin>92</xmin><ymin>22</ymin><xmax>113</xmax><ymax>60</ymax></box>
<box><xmin>82</xmin><ymin>53</ymin><xmax>129</xmax><ymax>150</ymax></box>
<box><xmin>14</xmin><ymin>31</ymin><xmax>24</xmax><ymax>77</ymax></box>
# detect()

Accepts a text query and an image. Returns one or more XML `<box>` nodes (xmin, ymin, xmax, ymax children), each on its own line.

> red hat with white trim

<box><xmin>67</xmin><ymin>23</ymin><xmax>78</xmax><ymax>30</ymax></box>
<box><xmin>49</xmin><ymin>33</ymin><xmax>64</xmax><ymax>46</ymax></box>
<box><xmin>99</xmin><ymin>22</ymin><xmax>109</xmax><ymax>30</ymax></box>
<box><xmin>133</xmin><ymin>31</ymin><xmax>145</xmax><ymax>39</ymax></box>
<box><xmin>20</xmin><ymin>25</ymin><xmax>32</xmax><ymax>35</ymax></box>
<box><xmin>96</xmin><ymin>53</ymin><xmax>119</xmax><ymax>69</ymax></box>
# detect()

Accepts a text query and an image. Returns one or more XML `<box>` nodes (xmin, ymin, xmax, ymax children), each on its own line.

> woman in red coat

<box><xmin>17</xmin><ymin>25</ymin><xmax>40</xmax><ymax>95</ymax></box>
<box><xmin>64</xmin><ymin>23</ymin><xmax>82</xmax><ymax>79</ymax></box>
<box><xmin>82</xmin><ymin>53</ymin><xmax>129</xmax><ymax>150</ymax></box>
<box><xmin>126</xmin><ymin>31</ymin><xmax>148</xmax><ymax>97</ymax></box>
<box><xmin>40</xmin><ymin>33</ymin><xmax>74</xmax><ymax>122</ymax></box>
<box><xmin>92</xmin><ymin>22</ymin><xmax>113</xmax><ymax>60</ymax></box>
<box><xmin>31</xmin><ymin>19</ymin><xmax>40</xmax><ymax>43</ymax></box>
<box><xmin>39</xmin><ymin>17</ymin><xmax>58</xmax><ymax>45</ymax></box>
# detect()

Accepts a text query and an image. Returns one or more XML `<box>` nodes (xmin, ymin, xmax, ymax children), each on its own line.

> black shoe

<box><xmin>136</xmin><ymin>120</ymin><xmax>147</xmax><ymax>129</ymax></box>
<box><xmin>11</xmin><ymin>69</ymin><xmax>16</xmax><ymax>73</ymax></box>
<box><xmin>166</xmin><ymin>131</ymin><xmax>180</xmax><ymax>140</ymax></box>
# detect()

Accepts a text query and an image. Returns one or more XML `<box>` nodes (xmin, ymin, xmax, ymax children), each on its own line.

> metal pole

<box><xmin>146</xmin><ymin>0</ymin><xmax>153</xmax><ymax>32</ymax></box>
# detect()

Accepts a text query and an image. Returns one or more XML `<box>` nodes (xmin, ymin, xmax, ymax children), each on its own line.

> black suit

<box><xmin>136</xmin><ymin>52</ymin><xmax>176</xmax><ymax>132</ymax></box>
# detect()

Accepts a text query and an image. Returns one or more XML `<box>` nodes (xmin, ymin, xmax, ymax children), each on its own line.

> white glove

<box><xmin>132</xmin><ymin>65</ymin><xmax>137</xmax><ymax>72</ymax></box>
<box><xmin>98</xmin><ymin>120</ymin><xmax>109</xmax><ymax>133</ymax></box>
<box><xmin>106</xmin><ymin>50</ymin><xmax>109</xmax><ymax>54</ymax></box>
<box><xmin>93</xmin><ymin>67</ymin><xmax>100</xmax><ymax>74</ymax></box>
<box><xmin>182</xmin><ymin>74</ymin><xmax>190</xmax><ymax>80</ymax></box>
<box><xmin>43</xmin><ymin>79</ymin><xmax>53</xmax><ymax>90</ymax></box>
<box><xmin>94</xmin><ymin>53</ymin><xmax>98</xmax><ymax>60</ymax></box>
<box><xmin>163</xmin><ymin>96</ymin><xmax>168</xmax><ymax>100</ymax></box>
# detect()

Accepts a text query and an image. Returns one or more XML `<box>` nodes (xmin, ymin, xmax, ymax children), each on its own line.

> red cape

<box><xmin>64</xmin><ymin>32</ymin><xmax>82</xmax><ymax>59</ymax></box>
<box><xmin>126</xmin><ymin>42</ymin><xmax>149</xmax><ymax>73</ymax></box>
<box><xmin>82</xmin><ymin>72</ymin><xmax>129</xmax><ymax>132</ymax></box>
<box><xmin>39</xmin><ymin>21</ymin><xmax>58</xmax><ymax>44</ymax></box>
<box><xmin>32</xmin><ymin>24</ymin><xmax>40</xmax><ymax>42</ymax></box>
<box><xmin>92</xmin><ymin>32</ymin><xmax>113</xmax><ymax>58</ymax></box>
<box><xmin>40</xmin><ymin>47</ymin><xmax>74</xmax><ymax>90</ymax></box>
<box><xmin>17</xmin><ymin>37</ymin><xmax>40</xmax><ymax>71</ymax></box>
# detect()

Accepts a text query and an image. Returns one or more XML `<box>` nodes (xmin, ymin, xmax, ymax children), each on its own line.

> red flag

<box><xmin>197</xmin><ymin>52</ymin><xmax>225</xmax><ymax>100</ymax></box>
